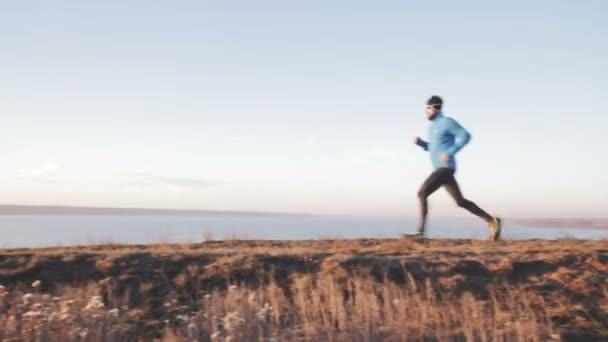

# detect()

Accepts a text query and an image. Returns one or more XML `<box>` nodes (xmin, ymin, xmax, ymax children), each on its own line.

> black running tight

<box><xmin>417</xmin><ymin>168</ymin><xmax>493</xmax><ymax>233</ymax></box>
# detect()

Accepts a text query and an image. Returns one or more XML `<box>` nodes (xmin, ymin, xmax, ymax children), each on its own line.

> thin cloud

<box><xmin>17</xmin><ymin>162</ymin><xmax>59</xmax><ymax>177</ymax></box>
<box><xmin>122</xmin><ymin>172</ymin><xmax>223</xmax><ymax>189</ymax></box>
<box><xmin>343</xmin><ymin>148</ymin><xmax>405</xmax><ymax>164</ymax></box>
<box><xmin>228</xmin><ymin>136</ymin><xmax>250</xmax><ymax>144</ymax></box>
<box><xmin>16</xmin><ymin>162</ymin><xmax>62</xmax><ymax>184</ymax></box>
<box><xmin>15</xmin><ymin>177</ymin><xmax>63</xmax><ymax>185</ymax></box>
<box><xmin>369</xmin><ymin>148</ymin><xmax>404</xmax><ymax>161</ymax></box>
<box><xmin>305</xmin><ymin>138</ymin><xmax>317</xmax><ymax>146</ymax></box>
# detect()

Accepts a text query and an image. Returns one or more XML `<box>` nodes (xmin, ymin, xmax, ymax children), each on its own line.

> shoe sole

<box><xmin>401</xmin><ymin>233</ymin><xmax>425</xmax><ymax>240</ymax></box>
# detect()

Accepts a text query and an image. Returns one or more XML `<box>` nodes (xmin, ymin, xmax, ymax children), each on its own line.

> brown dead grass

<box><xmin>0</xmin><ymin>238</ymin><xmax>606</xmax><ymax>340</ymax></box>
<box><xmin>0</xmin><ymin>275</ymin><xmax>567</xmax><ymax>341</ymax></box>
<box><xmin>0</xmin><ymin>238</ymin><xmax>593</xmax><ymax>257</ymax></box>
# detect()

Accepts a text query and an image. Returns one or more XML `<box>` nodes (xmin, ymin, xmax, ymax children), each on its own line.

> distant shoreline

<box><xmin>0</xmin><ymin>205</ymin><xmax>310</xmax><ymax>217</ymax></box>
<box><xmin>512</xmin><ymin>218</ymin><xmax>608</xmax><ymax>230</ymax></box>
<box><xmin>0</xmin><ymin>206</ymin><xmax>606</xmax><ymax>230</ymax></box>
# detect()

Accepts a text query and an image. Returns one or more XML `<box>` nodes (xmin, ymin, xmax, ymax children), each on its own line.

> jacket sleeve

<box><xmin>416</xmin><ymin>139</ymin><xmax>429</xmax><ymax>151</ymax></box>
<box><xmin>444</xmin><ymin>118</ymin><xmax>471</xmax><ymax>157</ymax></box>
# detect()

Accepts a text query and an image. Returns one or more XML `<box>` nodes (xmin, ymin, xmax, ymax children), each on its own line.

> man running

<box><xmin>410</xmin><ymin>95</ymin><xmax>502</xmax><ymax>240</ymax></box>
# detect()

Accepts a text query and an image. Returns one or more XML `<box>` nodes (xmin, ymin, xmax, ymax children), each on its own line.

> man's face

<box><xmin>425</xmin><ymin>104</ymin><xmax>440</xmax><ymax>119</ymax></box>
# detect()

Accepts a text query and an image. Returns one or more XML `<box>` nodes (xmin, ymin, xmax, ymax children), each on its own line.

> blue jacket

<box><xmin>416</xmin><ymin>113</ymin><xmax>471</xmax><ymax>170</ymax></box>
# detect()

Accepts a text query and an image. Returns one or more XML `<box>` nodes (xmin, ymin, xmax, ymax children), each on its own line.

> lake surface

<box><xmin>0</xmin><ymin>215</ymin><xmax>606</xmax><ymax>248</ymax></box>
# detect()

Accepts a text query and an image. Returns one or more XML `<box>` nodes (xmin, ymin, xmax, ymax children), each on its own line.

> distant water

<box><xmin>0</xmin><ymin>215</ymin><xmax>606</xmax><ymax>248</ymax></box>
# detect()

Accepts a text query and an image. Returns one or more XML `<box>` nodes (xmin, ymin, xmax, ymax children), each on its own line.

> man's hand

<box><xmin>414</xmin><ymin>136</ymin><xmax>422</xmax><ymax>145</ymax></box>
<box><xmin>440</xmin><ymin>153</ymin><xmax>451</xmax><ymax>163</ymax></box>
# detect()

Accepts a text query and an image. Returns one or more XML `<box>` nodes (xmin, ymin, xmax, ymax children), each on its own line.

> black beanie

<box><xmin>427</xmin><ymin>95</ymin><xmax>443</xmax><ymax>107</ymax></box>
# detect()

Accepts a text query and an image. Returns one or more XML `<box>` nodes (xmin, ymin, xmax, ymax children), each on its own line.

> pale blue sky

<box><xmin>1</xmin><ymin>1</ymin><xmax>607</xmax><ymax>218</ymax></box>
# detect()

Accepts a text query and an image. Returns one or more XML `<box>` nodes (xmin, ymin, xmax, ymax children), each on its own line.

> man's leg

<box><xmin>443</xmin><ymin>174</ymin><xmax>493</xmax><ymax>223</ymax></box>
<box><xmin>417</xmin><ymin>168</ymin><xmax>452</xmax><ymax>234</ymax></box>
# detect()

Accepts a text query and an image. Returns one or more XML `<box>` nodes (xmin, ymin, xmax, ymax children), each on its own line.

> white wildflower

<box><xmin>86</xmin><ymin>301</ymin><xmax>104</xmax><ymax>310</ymax></box>
<box><xmin>225</xmin><ymin>311</ymin><xmax>238</xmax><ymax>321</ymax></box>
<box><xmin>257</xmin><ymin>303</ymin><xmax>273</xmax><ymax>321</ymax></box>
<box><xmin>23</xmin><ymin>310</ymin><xmax>42</xmax><ymax>318</ymax></box>
<box><xmin>108</xmin><ymin>308</ymin><xmax>119</xmax><ymax>319</ymax></box>
<box><xmin>22</xmin><ymin>293</ymin><xmax>35</xmax><ymax>304</ymax></box>
<box><xmin>187</xmin><ymin>322</ymin><xmax>198</xmax><ymax>336</ymax></box>
<box><xmin>79</xmin><ymin>329</ymin><xmax>89</xmax><ymax>339</ymax></box>
<box><xmin>48</xmin><ymin>312</ymin><xmax>59</xmax><ymax>322</ymax></box>
<box><xmin>85</xmin><ymin>295</ymin><xmax>104</xmax><ymax>310</ymax></box>
<box><xmin>60</xmin><ymin>301</ymin><xmax>75</xmax><ymax>314</ymax></box>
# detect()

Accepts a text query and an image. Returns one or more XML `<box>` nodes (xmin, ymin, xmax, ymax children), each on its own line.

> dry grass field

<box><xmin>0</xmin><ymin>238</ymin><xmax>606</xmax><ymax>341</ymax></box>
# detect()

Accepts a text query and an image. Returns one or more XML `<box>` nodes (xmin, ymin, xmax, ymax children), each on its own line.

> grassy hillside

<box><xmin>0</xmin><ymin>239</ymin><xmax>606</xmax><ymax>341</ymax></box>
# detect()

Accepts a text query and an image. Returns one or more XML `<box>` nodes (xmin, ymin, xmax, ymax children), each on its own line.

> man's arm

<box><xmin>414</xmin><ymin>137</ymin><xmax>429</xmax><ymax>151</ymax></box>
<box><xmin>444</xmin><ymin>119</ymin><xmax>471</xmax><ymax>157</ymax></box>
